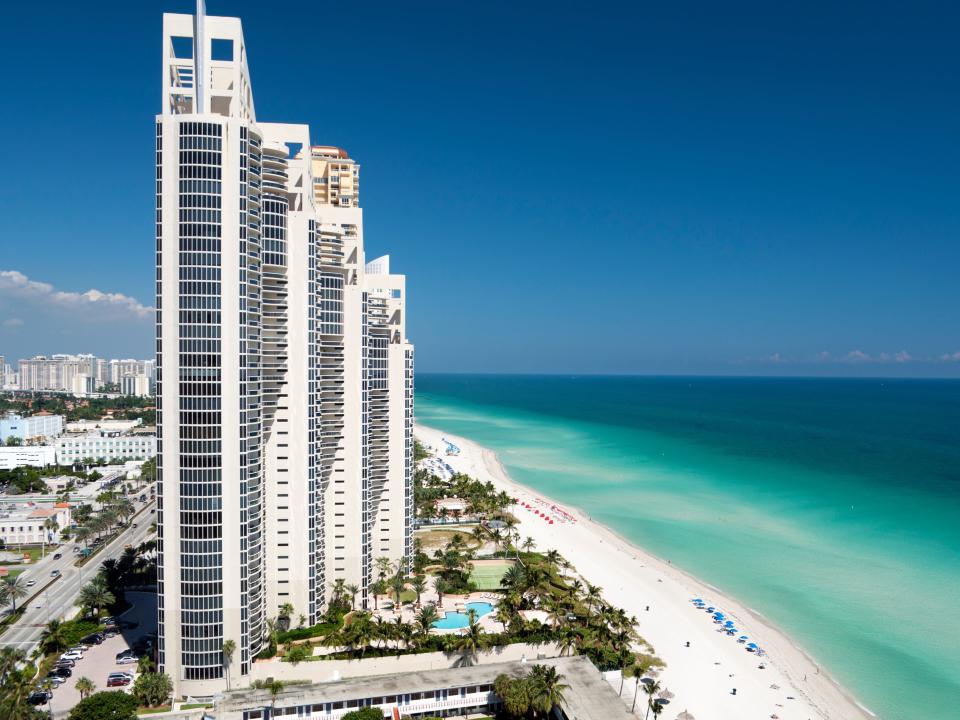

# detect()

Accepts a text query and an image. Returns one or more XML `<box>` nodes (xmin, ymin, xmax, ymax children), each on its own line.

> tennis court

<box><xmin>469</xmin><ymin>559</ymin><xmax>513</xmax><ymax>591</ymax></box>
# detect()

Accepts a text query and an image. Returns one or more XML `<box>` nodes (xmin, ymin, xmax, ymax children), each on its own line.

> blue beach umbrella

<box><xmin>724</xmin><ymin>620</ymin><xmax>735</xmax><ymax>625</ymax></box>
<box><xmin>692</xmin><ymin>598</ymin><xmax>703</xmax><ymax>603</ymax></box>
<box><xmin>746</xmin><ymin>643</ymin><xmax>758</xmax><ymax>649</ymax></box>
<box><xmin>739</xmin><ymin>636</ymin><xmax>748</xmax><ymax>641</ymax></box>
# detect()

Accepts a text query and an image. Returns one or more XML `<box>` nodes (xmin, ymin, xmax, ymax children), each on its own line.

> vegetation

<box><xmin>0</xmin><ymin>464</ymin><xmax>101</xmax><ymax>495</ymax></box>
<box><xmin>67</xmin><ymin>690</ymin><xmax>138</xmax><ymax>720</ymax></box>
<box><xmin>131</xmin><ymin>671</ymin><xmax>173</xmax><ymax>708</ymax></box>
<box><xmin>0</xmin><ymin>575</ymin><xmax>29</xmax><ymax>613</ymax></box>
<box><xmin>493</xmin><ymin>665</ymin><xmax>568</xmax><ymax>718</ymax></box>
<box><xmin>0</xmin><ymin>392</ymin><xmax>155</xmax><ymax>425</ymax></box>
<box><xmin>343</xmin><ymin>708</ymin><xmax>388</xmax><ymax>720</ymax></box>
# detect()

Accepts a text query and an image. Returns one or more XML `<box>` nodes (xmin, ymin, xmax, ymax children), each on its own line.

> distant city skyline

<box><xmin>1</xmin><ymin>0</ymin><xmax>958</xmax><ymax>377</ymax></box>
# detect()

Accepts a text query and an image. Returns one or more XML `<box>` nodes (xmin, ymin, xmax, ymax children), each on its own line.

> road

<box><xmin>1</xmin><ymin>500</ymin><xmax>156</xmax><ymax>654</ymax></box>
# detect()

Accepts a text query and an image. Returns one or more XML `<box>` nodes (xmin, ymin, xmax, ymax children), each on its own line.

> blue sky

<box><xmin>1</xmin><ymin>0</ymin><xmax>957</xmax><ymax>376</ymax></box>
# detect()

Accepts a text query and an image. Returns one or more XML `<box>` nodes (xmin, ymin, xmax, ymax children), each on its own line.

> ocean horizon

<box><xmin>414</xmin><ymin>374</ymin><xmax>960</xmax><ymax>720</ymax></box>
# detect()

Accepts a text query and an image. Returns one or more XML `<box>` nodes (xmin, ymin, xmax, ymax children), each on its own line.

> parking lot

<box><xmin>47</xmin><ymin>591</ymin><xmax>157</xmax><ymax>718</ymax></box>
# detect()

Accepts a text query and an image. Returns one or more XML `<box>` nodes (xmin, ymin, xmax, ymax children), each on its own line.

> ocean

<box><xmin>414</xmin><ymin>374</ymin><xmax>960</xmax><ymax>720</ymax></box>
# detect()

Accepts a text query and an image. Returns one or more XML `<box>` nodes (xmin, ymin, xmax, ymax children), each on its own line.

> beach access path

<box><xmin>416</xmin><ymin>424</ymin><xmax>873</xmax><ymax>720</ymax></box>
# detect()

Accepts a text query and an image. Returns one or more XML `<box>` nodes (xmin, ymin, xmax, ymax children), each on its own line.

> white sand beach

<box><xmin>416</xmin><ymin>424</ymin><xmax>873</xmax><ymax>720</ymax></box>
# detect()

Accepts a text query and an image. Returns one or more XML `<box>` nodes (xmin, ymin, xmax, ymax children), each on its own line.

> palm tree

<box><xmin>529</xmin><ymin>664</ymin><xmax>568</xmax><ymax>714</ymax></box>
<box><xmin>344</xmin><ymin>583</ymin><xmax>360</xmax><ymax>610</ymax></box>
<box><xmin>266</xmin><ymin>679</ymin><xmax>284</xmax><ymax>718</ymax></box>
<box><xmin>389</xmin><ymin>573</ymin><xmax>406</xmax><ymax>604</ymax></box>
<box><xmin>410</xmin><ymin>575</ymin><xmax>427</xmax><ymax>607</ymax></box>
<box><xmin>585</xmin><ymin>583</ymin><xmax>603</xmax><ymax>615</ymax></box>
<box><xmin>75</xmin><ymin>676</ymin><xmax>95</xmax><ymax>699</ymax></box>
<box><xmin>222</xmin><ymin>639</ymin><xmax>236</xmax><ymax>690</ymax></box>
<box><xmin>415</xmin><ymin>604</ymin><xmax>439</xmax><ymax>641</ymax></box>
<box><xmin>138</xmin><ymin>654</ymin><xmax>156</xmax><ymax>674</ymax></box>
<box><xmin>452</xmin><ymin>609</ymin><xmax>486</xmax><ymax>666</ymax></box>
<box><xmin>0</xmin><ymin>647</ymin><xmax>25</xmax><ymax>682</ymax></box>
<box><xmin>369</xmin><ymin>580</ymin><xmax>386</xmax><ymax>610</ymax></box>
<box><xmin>0</xmin><ymin>575</ymin><xmax>28</xmax><ymax>613</ymax></box>
<box><xmin>630</xmin><ymin>666</ymin><xmax>647</xmax><ymax>712</ymax></box>
<box><xmin>433</xmin><ymin>576</ymin><xmax>450</xmax><ymax>607</ymax></box>
<box><xmin>78</xmin><ymin>577</ymin><xmax>115</xmax><ymax>617</ymax></box>
<box><xmin>521</xmin><ymin>536</ymin><xmax>536</xmax><ymax>553</ymax></box>
<box><xmin>330</xmin><ymin>578</ymin><xmax>347</xmax><ymax>605</ymax></box>
<box><xmin>40</xmin><ymin>619</ymin><xmax>70</xmax><ymax>654</ymax></box>
<box><xmin>74</xmin><ymin>525</ymin><xmax>92</xmax><ymax>548</ymax></box>
<box><xmin>643</xmin><ymin>680</ymin><xmax>662</xmax><ymax>720</ymax></box>
<box><xmin>375</xmin><ymin>556</ymin><xmax>392</xmax><ymax>580</ymax></box>
<box><xmin>41</xmin><ymin>516</ymin><xmax>60</xmax><ymax>558</ymax></box>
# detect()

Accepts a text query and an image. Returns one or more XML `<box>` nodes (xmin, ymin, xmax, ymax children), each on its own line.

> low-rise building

<box><xmin>0</xmin><ymin>412</ymin><xmax>65</xmax><ymax>443</ymax></box>
<box><xmin>0</xmin><ymin>502</ymin><xmax>71</xmax><ymax>546</ymax></box>
<box><xmin>55</xmin><ymin>431</ymin><xmax>156</xmax><ymax>464</ymax></box>
<box><xmin>200</xmin><ymin>657</ymin><xmax>627</xmax><ymax>720</ymax></box>
<box><xmin>0</xmin><ymin>445</ymin><xmax>57</xmax><ymax>471</ymax></box>
<box><xmin>64</xmin><ymin>418</ymin><xmax>143</xmax><ymax>434</ymax></box>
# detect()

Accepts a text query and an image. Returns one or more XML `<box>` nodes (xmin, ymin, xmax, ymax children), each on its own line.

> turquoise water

<box><xmin>433</xmin><ymin>602</ymin><xmax>495</xmax><ymax>629</ymax></box>
<box><xmin>415</xmin><ymin>375</ymin><xmax>960</xmax><ymax>719</ymax></box>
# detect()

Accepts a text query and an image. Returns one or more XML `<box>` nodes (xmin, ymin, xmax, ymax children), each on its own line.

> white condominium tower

<box><xmin>156</xmin><ymin>7</ymin><xmax>414</xmax><ymax>695</ymax></box>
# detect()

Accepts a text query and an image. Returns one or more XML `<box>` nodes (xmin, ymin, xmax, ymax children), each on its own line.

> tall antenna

<box><xmin>194</xmin><ymin>0</ymin><xmax>207</xmax><ymax>113</ymax></box>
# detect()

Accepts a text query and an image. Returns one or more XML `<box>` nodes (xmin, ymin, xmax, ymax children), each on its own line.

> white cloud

<box><xmin>843</xmin><ymin>350</ymin><xmax>870</xmax><ymax>363</ymax></box>
<box><xmin>940</xmin><ymin>351</ymin><xmax>960</xmax><ymax>362</ymax></box>
<box><xmin>2</xmin><ymin>317</ymin><xmax>24</xmax><ymax>327</ymax></box>
<box><xmin>0</xmin><ymin>270</ymin><xmax>152</xmax><ymax>321</ymax></box>
<box><xmin>894</xmin><ymin>350</ymin><xmax>912</xmax><ymax>363</ymax></box>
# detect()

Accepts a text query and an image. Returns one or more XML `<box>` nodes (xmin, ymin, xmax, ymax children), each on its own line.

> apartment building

<box><xmin>156</xmin><ymin>8</ymin><xmax>413</xmax><ymax>696</ymax></box>
<box><xmin>18</xmin><ymin>354</ymin><xmax>98</xmax><ymax>392</ymax></box>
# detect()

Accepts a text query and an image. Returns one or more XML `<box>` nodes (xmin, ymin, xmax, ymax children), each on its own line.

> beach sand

<box><xmin>417</xmin><ymin>424</ymin><xmax>874</xmax><ymax>720</ymax></box>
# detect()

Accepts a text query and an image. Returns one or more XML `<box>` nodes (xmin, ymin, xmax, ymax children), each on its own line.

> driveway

<box><xmin>46</xmin><ymin>591</ymin><xmax>157</xmax><ymax>718</ymax></box>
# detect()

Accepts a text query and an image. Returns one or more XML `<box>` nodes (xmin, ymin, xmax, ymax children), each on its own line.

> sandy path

<box><xmin>417</xmin><ymin>424</ymin><xmax>874</xmax><ymax>720</ymax></box>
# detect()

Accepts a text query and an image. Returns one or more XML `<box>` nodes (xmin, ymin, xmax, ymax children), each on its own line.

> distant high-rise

<box><xmin>156</xmin><ymin>8</ymin><xmax>413</xmax><ymax>695</ymax></box>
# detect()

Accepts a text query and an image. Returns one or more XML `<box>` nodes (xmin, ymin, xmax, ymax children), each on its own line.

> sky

<box><xmin>0</xmin><ymin>0</ymin><xmax>958</xmax><ymax>376</ymax></box>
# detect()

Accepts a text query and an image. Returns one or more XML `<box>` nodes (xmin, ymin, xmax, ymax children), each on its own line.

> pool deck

<box><xmin>371</xmin><ymin>590</ymin><xmax>503</xmax><ymax>635</ymax></box>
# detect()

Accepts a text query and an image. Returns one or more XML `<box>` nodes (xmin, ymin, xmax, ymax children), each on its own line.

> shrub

<box><xmin>342</xmin><ymin>708</ymin><xmax>387</xmax><ymax>720</ymax></box>
<box><xmin>68</xmin><ymin>691</ymin><xmax>138</xmax><ymax>720</ymax></box>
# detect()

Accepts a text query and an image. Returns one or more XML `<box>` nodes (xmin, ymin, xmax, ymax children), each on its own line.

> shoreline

<box><xmin>417</xmin><ymin>423</ymin><xmax>874</xmax><ymax>720</ymax></box>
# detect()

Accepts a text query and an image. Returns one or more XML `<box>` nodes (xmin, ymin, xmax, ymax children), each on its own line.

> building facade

<box><xmin>0</xmin><ymin>504</ymin><xmax>72</xmax><ymax>547</ymax></box>
<box><xmin>0</xmin><ymin>446</ymin><xmax>57</xmax><ymax>471</ymax></box>
<box><xmin>55</xmin><ymin>431</ymin><xmax>157</xmax><ymax>464</ymax></box>
<box><xmin>0</xmin><ymin>412</ymin><xmax>65</xmax><ymax>443</ymax></box>
<box><xmin>156</xmin><ymin>9</ymin><xmax>413</xmax><ymax>696</ymax></box>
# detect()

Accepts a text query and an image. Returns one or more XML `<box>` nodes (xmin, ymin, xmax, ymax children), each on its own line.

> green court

<box><xmin>469</xmin><ymin>560</ymin><xmax>513</xmax><ymax>591</ymax></box>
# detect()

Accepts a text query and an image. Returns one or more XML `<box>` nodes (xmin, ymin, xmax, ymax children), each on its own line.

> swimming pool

<box><xmin>432</xmin><ymin>602</ymin><xmax>495</xmax><ymax>629</ymax></box>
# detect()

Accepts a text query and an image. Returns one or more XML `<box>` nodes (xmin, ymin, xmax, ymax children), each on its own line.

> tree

<box><xmin>0</xmin><ymin>575</ymin><xmax>28</xmax><ymax>613</ymax></box>
<box><xmin>410</xmin><ymin>575</ymin><xmax>427</xmax><ymax>607</ymax></box>
<box><xmin>390</xmin><ymin>573</ymin><xmax>406</xmax><ymax>604</ymax></box>
<box><xmin>433</xmin><ymin>576</ymin><xmax>450</xmax><ymax>607</ymax></box>
<box><xmin>5</xmin><ymin>435</ymin><xmax>21</xmax><ymax>447</ymax></box>
<box><xmin>629</xmin><ymin>666</ymin><xmax>647</xmax><ymax>712</ymax></box>
<box><xmin>137</xmin><ymin>654</ymin><xmax>156</xmax><ymax>674</ymax></box>
<box><xmin>415</xmin><ymin>604</ymin><xmax>439</xmax><ymax>642</ymax></box>
<box><xmin>77</xmin><ymin>577</ymin><xmax>115</xmax><ymax>617</ymax></box>
<box><xmin>643</xmin><ymin>680</ymin><xmax>662</xmax><ymax>720</ymax></box>
<box><xmin>528</xmin><ymin>664</ymin><xmax>568</xmax><ymax>715</ymax></box>
<box><xmin>522</xmin><ymin>536</ymin><xmax>536</xmax><ymax>553</ymax></box>
<box><xmin>370</xmin><ymin>580</ymin><xmax>387</xmax><ymax>610</ymax></box>
<box><xmin>345</xmin><ymin>583</ymin><xmax>360</xmax><ymax>610</ymax></box>
<box><xmin>75</xmin><ymin>676</ymin><xmax>96</xmax><ymax>699</ymax></box>
<box><xmin>67</xmin><ymin>691</ymin><xmax>138</xmax><ymax>720</ymax></box>
<box><xmin>341</xmin><ymin>708</ymin><xmax>386</xmax><ymax>720</ymax></box>
<box><xmin>40</xmin><ymin>619</ymin><xmax>70</xmax><ymax>654</ymax></box>
<box><xmin>452</xmin><ymin>609</ymin><xmax>486</xmax><ymax>666</ymax></box>
<box><xmin>42</xmin><ymin>516</ymin><xmax>60</xmax><ymax>558</ymax></box>
<box><xmin>277</xmin><ymin>602</ymin><xmax>294</xmax><ymax>631</ymax></box>
<box><xmin>131</xmin><ymin>671</ymin><xmax>173</xmax><ymax>708</ymax></box>
<box><xmin>284</xmin><ymin>643</ymin><xmax>309</xmax><ymax>665</ymax></box>
<box><xmin>222</xmin><ymin>639</ymin><xmax>236</xmax><ymax>690</ymax></box>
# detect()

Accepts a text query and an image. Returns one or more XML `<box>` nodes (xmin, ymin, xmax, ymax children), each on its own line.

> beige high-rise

<box><xmin>156</xmin><ymin>7</ymin><xmax>413</xmax><ymax>697</ymax></box>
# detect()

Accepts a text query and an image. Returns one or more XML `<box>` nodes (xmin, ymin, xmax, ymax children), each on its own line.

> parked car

<box><xmin>106</xmin><ymin>676</ymin><xmax>131</xmax><ymax>687</ymax></box>
<box><xmin>28</xmin><ymin>690</ymin><xmax>52</xmax><ymax>705</ymax></box>
<box><xmin>50</xmin><ymin>569</ymin><xmax>61</xmax><ymax>577</ymax></box>
<box><xmin>53</xmin><ymin>659</ymin><xmax>75</xmax><ymax>668</ymax></box>
<box><xmin>109</xmin><ymin>672</ymin><xmax>135</xmax><ymax>680</ymax></box>
<box><xmin>53</xmin><ymin>552</ymin><xmax>62</xmax><ymax>559</ymax></box>
<box><xmin>81</xmin><ymin>633</ymin><xmax>105</xmax><ymax>644</ymax></box>
<box><xmin>59</xmin><ymin>651</ymin><xmax>82</xmax><ymax>661</ymax></box>
<box><xmin>44</xmin><ymin>672</ymin><xmax>65</xmax><ymax>685</ymax></box>
<box><xmin>104</xmin><ymin>628</ymin><xmax>119</xmax><ymax>638</ymax></box>
<box><xmin>70</xmin><ymin>644</ymin><xmax>90</xmax><ymax>651</ymax></box>
<box><xmin>116</xmin><ymin>655</ymin><xmax>138</xmax><ymax>665</ymax></box>
<box><xmin>52</xmin><ymin>667</ymin><xmax>72</xmax><ymax>678</ymax></box>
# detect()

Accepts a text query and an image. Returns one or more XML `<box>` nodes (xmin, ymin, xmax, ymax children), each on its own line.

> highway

<box><xmin>1</xmin><ymin>499</ymin><xmax>156</xmax><ymax>654</ymax></box>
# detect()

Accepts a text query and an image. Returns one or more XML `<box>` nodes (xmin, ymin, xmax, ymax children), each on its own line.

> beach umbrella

<box><xmin>675</xmin><ymin>711</ymin><xmax>695</xmax><ymax>720</ymax></box>
<box><xmin>739</xmin><ymin>635</ymin><xmax>748</xmax><ymax>640</ymax></box>
<box><xmin>691</xmin><ymin>598</ymin><xmax>703</xmax><ymax>603</ymax></box>
<box><xmin>746</xmin><ymin>642</ymin><xmax>758</xmax><ymax>649</ymax></box>
<box><xmin>724</xmin><ymin>620</ymin><xmax>735</xmax><ymax>626</ymax></box>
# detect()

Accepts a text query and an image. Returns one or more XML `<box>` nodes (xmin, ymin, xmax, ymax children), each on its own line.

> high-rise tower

<box><xmin>156</xmin><ymin>7</ymin><xmax>413</xmax><ymax>696</ymax></box>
